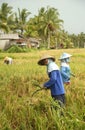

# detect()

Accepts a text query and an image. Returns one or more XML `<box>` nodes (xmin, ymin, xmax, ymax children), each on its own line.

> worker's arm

<box><xmin>43</xmin><ymin>70</ymin><xmax>59</xmax><ymax>88</ymax></box>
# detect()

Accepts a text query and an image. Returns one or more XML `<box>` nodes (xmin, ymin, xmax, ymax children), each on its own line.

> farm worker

<box><xmin>59</xmin><ymin>52</ymin><xmax>75</xmax><ymax>85</ymax></box>
<box><xmin>38</xmin><ymin>54</ymin><xmax>65</xmax><ymax>107</ymax></box>
<box><xmin>4</xmin><ymin>56</ymin><xmax>13</xmax><ymax>65</ymax></box>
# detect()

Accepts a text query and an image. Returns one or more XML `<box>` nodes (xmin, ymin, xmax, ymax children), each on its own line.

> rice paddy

<box><xmin>0</xmin><ymin>48</ymin><xmax>85</xmax><ymax>130</ymax></box>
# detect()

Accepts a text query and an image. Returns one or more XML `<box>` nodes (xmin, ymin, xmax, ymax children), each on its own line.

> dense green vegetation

<box><xmin>0</xmin><ymin>3</ymin><xmax>85</xmax><ymax>49</ymax></box>
<box><xmin>0</xmin><ymin>49</ymin><xmax>85</xmax><ymax>130</ymax></box>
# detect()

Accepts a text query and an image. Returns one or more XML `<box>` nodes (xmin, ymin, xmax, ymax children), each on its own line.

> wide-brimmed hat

<box><xmin>38</xmin><ymin>54</ymin><xmax>55</xmax><ymax>65</ymax></box>
<box><xmin>59</xmin><ymin>53</ymin><xmax>72</xmax><ymax>60</ymax></box>
<box><xmin>4</xmin><ymin>56</ymin><xmax>9</xmax><ymax>61</ymax></box>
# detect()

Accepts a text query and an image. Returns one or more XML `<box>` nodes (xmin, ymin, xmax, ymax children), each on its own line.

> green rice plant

<box><xmin>0</xmin><ymin>48</ymin><xmax>85</xmax><ymax>130</ymax></box>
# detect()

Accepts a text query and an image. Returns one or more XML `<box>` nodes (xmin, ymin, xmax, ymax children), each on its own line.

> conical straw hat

<box><xmin>38</xmin><ymin>54</ymin><xmax>55</xmax><ymax>65</ymax></box>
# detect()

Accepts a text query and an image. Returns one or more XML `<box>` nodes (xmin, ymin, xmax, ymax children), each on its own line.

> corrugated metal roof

<box><xmin>0</xmin><ymin>34</ymin><xmax>19</xmax><ymax>40</ymax></box>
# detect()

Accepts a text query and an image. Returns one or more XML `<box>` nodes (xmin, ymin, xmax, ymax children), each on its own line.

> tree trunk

<box><xmin>47</xmin><ymin>31</ymin><xmax>50</xmax><ymax>49</ymax></box>
<box><xmin>84</xmin><ymin>42</ymin><xmax>85</xmax><ymax>48</ymax></box>
<box><xmin>55</xmin><ymin>37</ymin><xmax>57</xmax><ymax>49</ymax></box>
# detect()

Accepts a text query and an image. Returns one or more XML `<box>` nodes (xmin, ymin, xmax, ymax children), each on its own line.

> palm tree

<box><xmin>25</xmin><ymin>16</ymin><xmax>39</xmax><ymax>37</ymax></box>
<box><xmin>77</xmin><ymin>32</ymin><xmax>85</xmax><ymax>48</ymax></box>
<box><xmin>25</xmin><ymin>6</ymin><xmax>63</xmax><ymax>49</ymax></box>
<box><xmin>0</xmin><ymin>3</ymin><xmax>14</xmax><ymax>33</ymax></box>
<box><xmin>36</xmin><ymin>6</ymin><xmax>63</xmax><ymax>48</ymax></box>
<box><xmin>14</xmin><ymin>8</ymin><xmax>31</xmax><ymax>34</ymax></box>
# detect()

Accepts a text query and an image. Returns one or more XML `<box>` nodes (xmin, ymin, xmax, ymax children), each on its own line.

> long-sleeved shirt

<box><xmin>60</xmin><ymin>62</ymin><xmax>71</xmax><ymax>83</ymax></box>
<box><xmin>44</xmin><ymin>61</ymin><xmax>65</xmax><ymax>96</ymax></box>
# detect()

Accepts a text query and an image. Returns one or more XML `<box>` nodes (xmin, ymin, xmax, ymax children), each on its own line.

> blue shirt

<box><xmin>44</xmin><ymin>61</ymin><xmax>65</xmax><ymax>96</ymax></box>
<box><xmin>60</xmin><ymin>62</ymin><xmax>71</xmax><ymax>83</ymax></box>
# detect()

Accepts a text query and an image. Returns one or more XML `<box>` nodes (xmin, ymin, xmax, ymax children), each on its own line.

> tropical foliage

<box><xmin>25</xmin><ymin>6</ymin><xmax>64</xmax><ymax>49</ymax></box>
<box><xmin>0</xmin><ymin>3</ymin><xmax>14</xmax><ymax>33</ymax></box>
<box><xmin>14</xmin><ymin>8</ymin><xmax>31</xmax><ymax>34</ymax></box>
<box><xmin>69</xmin><ymin>32</ymin><xmax>85</xmax><ymax>48</ymax></box>
<box><xmin>0</xmin><ymin>2</ymin><xmax>85</xmax><ymax>49</ymax></box>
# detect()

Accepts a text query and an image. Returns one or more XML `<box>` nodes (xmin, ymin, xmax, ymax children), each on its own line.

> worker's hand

<box><xmin>40</xmin><ymin>84</ymin><xmax>47</xmax><ymax>90</ymax></box>
<box><xmin>40</xmin><ymin>84</ymin><xmax>44</xmax><ymax>88</ymax></box>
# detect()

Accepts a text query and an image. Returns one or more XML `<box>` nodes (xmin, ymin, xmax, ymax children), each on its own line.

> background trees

<box><xmin>0</xmin><ymin>2</ymin><xmax>85</xmax><ymax>49</ymax></box>
<box><xmin>68</xmin><ymin>32</ymin><xmax>85</xmax><ymax>48</ymax></box>
<box><xmin>14</xmin><ymin>8</ymin><xmax>31</xmax><ymax>34</ymax></box>
<box><xmin>25</xmin><ymin>6</ymin><xmax>64</xmax><ymax>49</ymax></box>
<box><xmin>0</xmin><ymin>3</ymin><xmax>14</xmax><ymax>33</ymax></box>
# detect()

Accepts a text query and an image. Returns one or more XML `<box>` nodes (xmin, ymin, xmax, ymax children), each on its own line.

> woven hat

<box><xmin>4</xmin><ymin>56</ymin><xmax>9</xmax><ymax>61</ymax></box>
<box><xmin>59</xmin><ymin>53</ymin><xmax>72</xmax><ymax>60</ymax></box>
<box><xmin>38</xmin><ymin>54</ymin><xmax>55</xmax><ymax>65</ymax></box>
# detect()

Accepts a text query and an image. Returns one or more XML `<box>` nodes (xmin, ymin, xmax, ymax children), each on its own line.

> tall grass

<box><xmin>0</xmin><ymin>49</ymin><xmax>85</xmax><ymax>130</ymax></box>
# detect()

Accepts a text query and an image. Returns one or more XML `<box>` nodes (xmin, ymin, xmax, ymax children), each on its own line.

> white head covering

<box><xmin>59</xmin><ymin>53</ymin><xmax>72</xmax><ymax>60</ymax></box>
<box><xmin>47</xmin><ymin>59</ymin><xmax>59</xmax><ymax>73</ymax></box>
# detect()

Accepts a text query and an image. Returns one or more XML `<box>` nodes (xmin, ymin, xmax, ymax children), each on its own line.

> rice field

<box><xmin>0</xmin><ymin>48</ymin><xmax>85</xmax><ymax>130</ymax></box>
